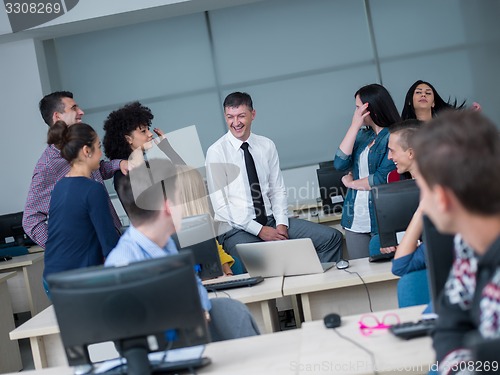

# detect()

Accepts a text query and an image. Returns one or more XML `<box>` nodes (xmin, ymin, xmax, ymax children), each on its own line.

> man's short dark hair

<box><xmin>389</xmin><ymin>119</ymin><xmax>422</xmax><ymax>151</ymax></box>
<box><xmin>412</xmin><ymin>110</ymin><xmax>500</xmax><ymax>215</ymax></box>
<box><xmin>223</xmin><ymin>92</ymin><xmax>253</xmax><ymax>111</ymax></box>
<box><xmin>39</xmin><ymin>91</ymin><xmax>74</xmax><ymax>126</ymax></box>
<box><xmin>117</xmin><ymin>159</ymin><xmax>179</xmax><ymax>226</ymax></box>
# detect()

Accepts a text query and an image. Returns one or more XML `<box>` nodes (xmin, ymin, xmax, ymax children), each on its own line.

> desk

<box><xmin>0</xmin><ymin>253</ymin><xmax>51</xmax><ymax>316</ymax></box>
<box><xmin>283</xmin><ymin>258</ymin><xmax>399</xmax><ymax>322</ymax></box>
<box><xmin>6</xmin><ymin>306</ymin><xmax>434</xmax><ymax>375</ymax></box>
<box><xmin>28</xmin><ymin>245</ymin><xmax>45</xmax><ymax>254</ymax></box>
<box><xmin>9</xmin><ymin>274</ymin><xmax>285</xmax><ymax>370</ymax></box>
<box><xmin>0</xmin><ymin>272</ymin><xmax>22</xmax><ymax>373</ymax></box>
<box><xmin>206</xmin><ymin>275</ymin><xmax>284</xmax><ymax>334</ymax></box>
<box><xmin>296</xmin><ymin>305</ymin><xmax>434</xmax><ymax>374</ymax></box>
<box><xmin>9</xmin><ymin>305</ymin><xmax>64</xmax><ymax>369</ymax></box>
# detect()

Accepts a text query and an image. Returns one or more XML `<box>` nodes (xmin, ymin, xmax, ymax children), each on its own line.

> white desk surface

<box><xmin>206</xmin><ymin>274</ymin><xmax>283</xmax><ymax>304</ymax></box>
<box><xmin>206</xmin><ymin>275</ymin><xmax>284</xmax><ymax>334</ymax></box>
<box><xmin>1</xmin><ymin>252</ymin><xmax>50</xmax><ymax>316</ymax></box>
<box><xmin>297</xmin><ymin>305</ymin><xmax>434</xmax><ymax>374</ymax></box>
<box><xmin>283</xmin><ymin>258</ymin><xmax>398</xmax><ymax>296</ymax></box>
<box><xmin>5</xmin><ymin>306</ymin><xmax>434</xmax><ymax>375</ymax></box>
<box><xmin>0</xmin><ymin>252</ymin><xmax>44</xmax><ymax>270</ymax></box>
<box><xmin>29</xmin><ymin>245</ymin><xmax>45</xmax><ymax>253</ymax></box>
<box><xmin>10</xmin><ymin>305</ymin><xmax>57</xmax><ymax>340</ymax></box>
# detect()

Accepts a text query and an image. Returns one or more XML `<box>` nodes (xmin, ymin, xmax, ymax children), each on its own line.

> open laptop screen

<box><xmin>422</xmin><ymin>215</ymin><xmax>455</xmax><ymax>315</ymax></box>
<box><xmin>173</xmin><ymin>214</ymin><xmax>223</xmax><ymax>280</ymax></box>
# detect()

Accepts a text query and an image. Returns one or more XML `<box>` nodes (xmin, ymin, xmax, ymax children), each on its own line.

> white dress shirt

<box><xmin>205</xmin><ymin>131</ymin><xmax>289</xmax><ymax>236</ymax></box>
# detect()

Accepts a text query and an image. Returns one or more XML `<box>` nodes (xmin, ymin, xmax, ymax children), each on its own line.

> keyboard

<box><xmin>98</xmin><ymin>357</ymin><xmax>212</xmax><ymax>374</ymax></box>
<box><xmin>203</xmin><ymin>276</ymin><xmax>264</xmax><ymax>291</ymax></box>
<box><xmin>389</xmin><ymin>318</ymin><xmax>436</xmax><ymax>340</ymax></box>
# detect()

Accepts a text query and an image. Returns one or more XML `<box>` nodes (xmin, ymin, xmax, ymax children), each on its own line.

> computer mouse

<box><xmin>323</xmin><ymin>313</ymin><xmax>341</xmax><ymax>329</ymax></box>
<box><xmin>336</xmin><ymin>259</ymin><xmax>349</xmax><ymax>270</ymax></box>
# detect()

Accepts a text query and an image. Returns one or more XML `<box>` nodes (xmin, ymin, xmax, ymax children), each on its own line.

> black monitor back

<box><xmin>422</xmin><ymin>215</ymin><xmax>455</xmax><ymax>315</ymax></box>
<box><xmin>0</xmin><ymin>211</ymin><xmax>28</xmax><ymax>246</ymax></box>
<box><xmin>372</xmin><ymin>179</ymin><xmax>420</xmax><ymax>247</ymax></box>
<box><xmin>47</xmin><ymin>251</ymin><xmax>209</xmax><ymax>366</ymax></box>
<box><xmin>172</xmin><ymin>214</ymin><xmax>223</xmax><ymax>280</ymax></box>
<box><xmin>316</xmin><ymin>167</ymin><xmax>347</xmax><ymax>214</ymax></box>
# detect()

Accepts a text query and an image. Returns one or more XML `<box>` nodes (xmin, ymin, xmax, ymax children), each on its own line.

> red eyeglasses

<box><xmin>358</xmin><ymin>313</ymin><xmax>400</xmax><ymax>336</ymax></box>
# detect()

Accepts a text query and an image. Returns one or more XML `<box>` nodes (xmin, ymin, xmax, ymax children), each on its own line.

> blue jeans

<box><xmin>42</xmin><ymin>277</ymin><xmax>51</xmax><ymax>300</ymax></box>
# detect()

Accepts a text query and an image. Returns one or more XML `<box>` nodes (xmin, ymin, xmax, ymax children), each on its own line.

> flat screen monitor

<box><xmin>316</xmin><ymin>167</ymin><xmax>347</xmax><ymax>214</ymax></box>
<box><xmin>371</xmin><ymin>179</ymin><xmax>420</xmax><ymax>248</ymax></box>
<box><xmin>47</xmin><ymin>251</ymin><xmax>210</xmax><ymax>374</ymax></box>
<box><xmin>0</xmin><ymin>211</ymin><xmax>28</xmax><ymax>246</ymax></box>
<box><xmin>172</xmin><ymin>214</ymin><xmax>223</xmax><ymax>280</ymax></box>
<box><xmin>422</xmin><ymin>215</ymin><xmax>455</xmax><ymax>316</ymax></box>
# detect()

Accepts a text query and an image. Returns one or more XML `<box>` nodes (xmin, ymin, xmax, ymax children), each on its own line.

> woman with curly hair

<box><xmin>103</xmin><ymin>101</ymin><xmax>184</xmax><ymax>208</ymax></box>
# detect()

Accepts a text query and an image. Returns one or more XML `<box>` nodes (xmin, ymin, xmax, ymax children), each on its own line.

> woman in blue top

<box><xmin>44</xmin><ymin>121</ymin><xmax>120</xmax><ymax>283</ymax></box>
<box><xmin>334</xmin><ymin>84</ymin><xmax>400</xmax><ymax>259</ymax></box>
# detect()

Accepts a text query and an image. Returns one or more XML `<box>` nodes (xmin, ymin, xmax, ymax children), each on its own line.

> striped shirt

<box><xmin>22</xmin><ymin>144</ymin><xmax>122</xmax><ymax>248</ymax></box>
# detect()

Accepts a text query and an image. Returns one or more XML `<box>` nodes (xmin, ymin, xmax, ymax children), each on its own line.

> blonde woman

<box><xmin>176</xmin><ymin>165</ymin><xmax>243</xmax><ymax>276</ymax></box>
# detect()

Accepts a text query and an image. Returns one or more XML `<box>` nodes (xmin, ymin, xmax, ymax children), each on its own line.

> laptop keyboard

<box><xmin>389</xmin><ymin>318</ymin><xmax>436</xmax><ymax>340</ymax></box>
<box><xmin>203</xmin><ymin>276</ymin><xmax>264</xmax><ymax>291</ymax></box>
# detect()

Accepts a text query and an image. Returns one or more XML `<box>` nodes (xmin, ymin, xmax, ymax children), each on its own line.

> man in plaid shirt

<box><xmin>22</xmin><ymin>91</ymin><xmax>126</xmax><ymax>248</ymax></box>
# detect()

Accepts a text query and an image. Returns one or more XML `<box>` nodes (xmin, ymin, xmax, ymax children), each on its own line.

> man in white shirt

<box><xmin>205</xmin><ymin>92</ymin><xmax>343</xmax><ymax>264</ymax></box>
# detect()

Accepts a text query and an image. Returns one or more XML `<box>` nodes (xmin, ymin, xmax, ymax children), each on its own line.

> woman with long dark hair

<box><xmin>401</xmin><ymin>80</ymin><xmax>480</xmax><ymax>121</ymax></box>
<box><xmin>334</xmin><ymin>84</ymin><xmax>401</xmax><ymax>259</ymax></box>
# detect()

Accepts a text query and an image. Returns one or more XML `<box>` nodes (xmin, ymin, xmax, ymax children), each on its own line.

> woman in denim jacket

<box><xmin>334</xmin><ymin>84</ymin><xmax>400</xmax><ymax>259</ymax></box>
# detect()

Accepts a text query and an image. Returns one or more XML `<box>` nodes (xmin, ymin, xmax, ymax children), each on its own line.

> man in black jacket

<box><xmin>412</xmin><ymin>110</ymin><xmax>500</xmax><ymax>375</ymax></box>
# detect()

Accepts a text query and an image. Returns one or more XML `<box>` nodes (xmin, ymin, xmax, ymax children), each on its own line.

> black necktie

<box><xmin>241</xmin><ymin>142</ymin><xmax>267</xmax><ymax>225</ymax></box>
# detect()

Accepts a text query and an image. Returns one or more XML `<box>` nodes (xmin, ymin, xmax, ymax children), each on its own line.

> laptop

<box><xmin>422</xmin><ymin>215</ymin><xmax>455</xmax><ymax>316</ymax></box>
<box><xmin>173</xmin><ymin>214</ymin><xmax>223</xmax><ymax>280</ymax></box>
<box><xmin>236</xmin><ymin>238</ymin><xmax>335</xmax><ymax>278</ymax></box>
<box><xmin>389</xmin><ymin>215</ymin><xmax>455</xmax><ymax>339</ymax></box>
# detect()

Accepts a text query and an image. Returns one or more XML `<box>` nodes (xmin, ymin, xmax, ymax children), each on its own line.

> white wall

<box><xmin>0</xmin><ymin>39</ymin><xmax>46</xmax><ymax>214</ymax></box>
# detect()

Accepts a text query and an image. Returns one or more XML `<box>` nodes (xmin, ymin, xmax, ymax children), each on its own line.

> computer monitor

<box><xmin>172</xmin><ymin>214</ymin><xmax>223</xmax><ymax>280</ymax></box>
<box><xmin>47</xmin><ymin>251</ymin><xmax>211</xmax><ymax>374</ymax></box>
<box><xmin>422</xmin><ymin>215</ymin><xmax>455</xmax><ymax>316</ymax></box>
<box><xmin>316</xmin><ymin>167</ymin><xmax>347</xmax><ymax>214</ymax></box>
<box><xmin>371</xmin><ymin>179</ymin><xmax>420</xmax><ymax>248</ymax></box>
<box><xmin>0</xmin><ymin>211</ymin><xmax>27</xmax><ymax>246</ymax></box>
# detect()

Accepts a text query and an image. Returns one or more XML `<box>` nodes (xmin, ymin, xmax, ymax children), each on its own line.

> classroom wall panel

<box><xmin>370</xmin><ymin>0</ymin><xmax>467</xmax><ymax>58</ymax></box>
<box><xmin>209</xmin><ymin>0</ymin><xmax>373</xmax><ymax>86</ymax></box>
<box><xmin>380</xmin><ymin>50</ymin><xmax>474</xmax><ymax>115</ymax></box>
<box><xmin>52</xmin><ymin>12</ymin><xmax>215</xmax><ymax>109</ymax></box>
<box><xmin>221</xmin><ymin>64</ymin><xmax>378</xmax><ymax>169</ymax></box>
